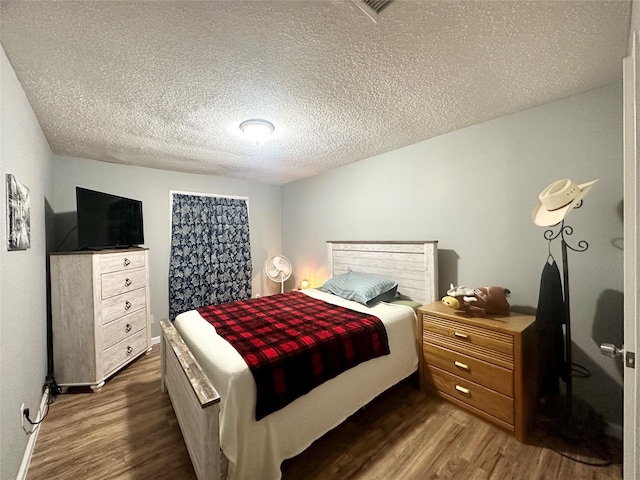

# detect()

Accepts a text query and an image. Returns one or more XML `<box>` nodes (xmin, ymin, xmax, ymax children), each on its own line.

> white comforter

<box><xmin>174</xmin><ymin>289</ymin><xmax>418</xmax><ymax>480</ymax></box>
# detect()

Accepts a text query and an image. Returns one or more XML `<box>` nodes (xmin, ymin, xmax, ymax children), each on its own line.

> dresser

<box><xmin>50</xmin><ymin>249</ymin><xmax>152</xmax><ymax>391</ymax></box>
<box><xmin>418</xmin><ymin>302</ymin><xmax>537</xmax><ymax>442</ymax></box>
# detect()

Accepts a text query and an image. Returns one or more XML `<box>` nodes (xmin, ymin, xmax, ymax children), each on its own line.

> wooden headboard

<box><xmin>327</xmin><ymin>241</ymin><xmax>439</xmax><ymax>305</ymax></box>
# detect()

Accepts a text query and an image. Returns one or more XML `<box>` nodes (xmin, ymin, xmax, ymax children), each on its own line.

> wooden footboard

<box><xmin>160</xmin><ymin>319</ymin><xmax>228</xmax><ymax>480</ymax></box>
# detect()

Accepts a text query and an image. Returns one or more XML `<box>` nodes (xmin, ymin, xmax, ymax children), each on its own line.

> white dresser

<box><xmin>50</xmin><ymin>248</ymin><xmax>151</xmax><ymax>391</ymax></box>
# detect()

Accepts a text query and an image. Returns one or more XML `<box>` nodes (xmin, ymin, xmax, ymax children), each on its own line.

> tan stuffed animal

<box><xmin>443</xmin><ymin>284</ymin><xmax>511</xmax><ymax>317</ymax></box>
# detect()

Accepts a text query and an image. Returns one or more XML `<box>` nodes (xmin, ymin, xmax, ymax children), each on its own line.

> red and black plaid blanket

<box><xmin>196</xmin><ymin>290</ymin><xmax>390</xmax><ymax>420</ymax></box>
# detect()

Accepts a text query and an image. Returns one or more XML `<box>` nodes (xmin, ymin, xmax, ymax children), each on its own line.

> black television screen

<box><xmin>76</xmin><ymin>187</ymin><xmax>144</xmax><ymax>249</ymax></box>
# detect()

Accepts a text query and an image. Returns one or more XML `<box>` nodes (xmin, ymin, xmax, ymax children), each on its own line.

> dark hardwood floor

<box><xmin>27</xmin><ymin>346</ymin><xmax>622</xmax><ymax>480</ymax></box>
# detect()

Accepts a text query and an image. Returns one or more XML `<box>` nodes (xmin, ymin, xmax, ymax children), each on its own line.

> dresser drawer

<box><xmin>100</xmin><ymin>250</ymin><xmax>146</xmax><ymax>274</ymax></box>
<box><xmin>101</xmin><ymin>287</ymin><xmax>146</xmax><ymax>324</ymax></box>
<box><xmin>102</xmin><ymin>328</ymin><xmax>148</xmax><ymax>375</ymax></box>
<box><xmin>423</xmin><ymin>342</ymin><xmax>513</xmax><ymax>396</ymax></box>
<box><xmin>102</xmin><ymin>309</ymin><xmax>147</xmax><ymax>350</ymax></box>
<box><xmin>423</xmin><ymin>316</ymin><xmax>514</xmax><ymax>369</ymax></box>
<box><xmin>423</xmin><ymin>315</ymin><xmax>513</xmax><ymax>355</ymax></box>
<box><xmin>101</xmin><ymin>267</ymin><xmax>147</xmax><ymax>299</ymax></box>
<box><xmin>424</xmin><ymin>366</ymin><xmax>514</xmax><ymax>425</ymax></box>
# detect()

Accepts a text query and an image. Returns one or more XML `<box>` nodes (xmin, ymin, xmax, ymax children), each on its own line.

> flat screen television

<box><xmin>76</xmin><ymin>187</ymin><xmax>144</xmax><ymax>250</ymax></box>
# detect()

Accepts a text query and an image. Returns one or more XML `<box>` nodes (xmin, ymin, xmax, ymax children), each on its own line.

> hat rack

<box><xmin>542</xmin><ymin>200</ymin><xmax>592</xmax><ymax>420</ymax></box>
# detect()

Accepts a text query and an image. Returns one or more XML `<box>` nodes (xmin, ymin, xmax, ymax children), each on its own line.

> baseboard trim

<box><xmin>17</xmin><ymin>387</ymin><xmax>49</xmax><ymax>480</ymax></box>
<box><xmin>151</xmin><ymin>335</ymin><xmax>161</xmax><ymax>346</ymax></box>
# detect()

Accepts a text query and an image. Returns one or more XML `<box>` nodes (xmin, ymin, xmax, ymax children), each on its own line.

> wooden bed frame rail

<box><xmin>160</xmin><ymin>319</ymin><xmax>227</xmax><ymax>480</ymax></box>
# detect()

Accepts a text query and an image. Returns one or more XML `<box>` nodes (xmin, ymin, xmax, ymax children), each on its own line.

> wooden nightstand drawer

<box><xmin>99</xmin><ymin>250</ymin><xmax>146</xmax><ymax>274</ymax></box>
<box><xmin>423</xmin><ymin>342</ymin><xmax>513</xmax><ymax>396</ymax></box>
<box><xmin>423</xmin><ymin>315</ymin><xmax>513</xmax><ymax>357</ymax></box>
<box><xmin>103</xmin><ymin>328</ymin><xmax>148</xmax><ymax>375</ymax></box>
<box><xmin>101</xmin><ymin>287</ymin><xmax>147</xmax><ymax>324</ymax></box>
<box><xmin>425</xmin><ymin>366</ymin><xmax>514</xmax><ymax>425</ymax></box>
<box><xmin>101</xmin><ymin>267</ymin><xmax>147</xmax><ymax>299</ymax></box>
<box><xmin>423</xmin><ymin>330</ymin><xmax>514</xmax><ymax>370</ymax></box>
<box><xmin>102</xmin><ymin>309</ymin><xmax>147</xmax><ymax>350</ymax></box>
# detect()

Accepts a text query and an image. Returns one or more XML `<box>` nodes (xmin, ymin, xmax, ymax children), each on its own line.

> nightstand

<box><xmin>418</xmin><ymin>302</ymin><xmax>537</xmax><ymax>442</ymax></box>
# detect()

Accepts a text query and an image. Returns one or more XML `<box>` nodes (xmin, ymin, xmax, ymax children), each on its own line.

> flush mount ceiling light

<box><xmin>239</xmin><ymin>119</ymin><xmax>274</xmax><ymax>145</ymax></box>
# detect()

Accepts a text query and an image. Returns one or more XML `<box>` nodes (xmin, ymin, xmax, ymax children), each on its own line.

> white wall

<box><xmin>282</xmin><ymin>83</ymin><xmax>624</xmax><ymax>429</ymax></box>
<box><xmin>51</xmin><ymin>156</ymin><xmax>283</xmax><ymax>338</ymax></box>
<box><xmin>0</xmin><ymin>47</ymin><xmax>53</xmax><ymax>480</ymax></box>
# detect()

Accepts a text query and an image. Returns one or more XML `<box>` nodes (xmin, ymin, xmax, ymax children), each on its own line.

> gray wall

<box><xmin>282</xmin><ymin>83</ymin><xmax>624</xmax><ymax>430</ymax></box>
<box><xmin>51</xmin><ymin>156</ymin><xmax>283</xmax><ymax>338</ymax></box>
<box><xmin>0</xmin><ymin>47</ymin><xmax>53</xmax><ymax>480</ymax></box>
<box><xmin>631</xmin><ymin>1</ymin><xmax>639</xmax><ymax>54</ymax></box>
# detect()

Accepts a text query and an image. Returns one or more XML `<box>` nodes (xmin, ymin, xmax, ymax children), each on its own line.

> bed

<box><xmin>160</xmin><ymin>241</ymin><xmax>438</xmax><ymax>480</ymax></box>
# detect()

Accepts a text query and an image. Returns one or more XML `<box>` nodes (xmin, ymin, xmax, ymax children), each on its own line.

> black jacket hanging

<box><xmin>535</xmin><ymin>260</ymin><xmax>567</xmax><ymax>398</ymax></box>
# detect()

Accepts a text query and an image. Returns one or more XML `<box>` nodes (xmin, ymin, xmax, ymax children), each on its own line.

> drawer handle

<box><xmin>124</xmin><ymin>301</ymin><xmax>132</xmax><ymax>310</ymax></box>
<box><xmin>126</xmin><ymin>346</ymin><xmax>133</xmax><ymax>355</ymax></box>
<box><xmin>454</xmin><ymin>331</ymin><xmax>469</xmax><ymax>340</ymax></box>
<box><xmin>455</xmin><ymin>385</ymin><xmax>470</xmax><ymax>395</ymax></box>
<box><xmin>125</xmin><ymin>278</ymin><xmax>132</xmax><ymax>287</ymax></box>
<box><xmin>125</xmin><ymin>323</ymin><xmax>132</xmax><ymax>333</ymax></box>
<box><xmin>123</xmin><ymin>258</ymin><xmax>131</xmax><ymax>266</ymax></box>
<box><xmin>454</xmin><ymin>361</ymin><xmax>470</xmax><ymax>371</ymax></box>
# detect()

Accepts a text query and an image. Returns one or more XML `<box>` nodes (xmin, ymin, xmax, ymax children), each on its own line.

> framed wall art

<box><xmin>6</xmin><ymin>173</ymin><xmax>31</xmax><ymax>250</ymax></box>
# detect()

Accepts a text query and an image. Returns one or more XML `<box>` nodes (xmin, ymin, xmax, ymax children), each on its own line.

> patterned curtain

<box><xmin>169</xmin><ymin>194</ymin><xmax>252</xmax><ymax>320</ymax></box>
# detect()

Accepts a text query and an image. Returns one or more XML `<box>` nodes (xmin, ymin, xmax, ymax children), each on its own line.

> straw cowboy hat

<box><xmin>532</xmin><ymin>178</ymin><xmax>598</xmax><ymax>227</ymax></box>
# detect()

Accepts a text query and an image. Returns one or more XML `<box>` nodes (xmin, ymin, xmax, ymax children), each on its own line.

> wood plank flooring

<box><xmin>28</xmin><ymin>346</ymin><xmax>622</xmax><ymax>480</ymax></box>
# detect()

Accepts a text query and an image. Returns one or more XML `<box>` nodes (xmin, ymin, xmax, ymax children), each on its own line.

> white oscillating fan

<box><xmin>265</xmin><ymin>255</ymin><xmax>292</xmax><ymax>293</ymax></box>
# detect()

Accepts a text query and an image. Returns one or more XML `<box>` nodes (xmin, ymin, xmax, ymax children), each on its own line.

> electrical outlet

<box><xmin>20</xmin><ymin>403</ymin><xmax>25</xmax><ymax>429</ymax></box>
<box><xmin>150</xmin><ymin>314</ymin><xmax>155</xmax><ymax>324</ymax></box>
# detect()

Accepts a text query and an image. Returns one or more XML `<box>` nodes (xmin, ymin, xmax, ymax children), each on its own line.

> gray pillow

<box><xmin>319</xmin><ymin>271</ymin><xmax>350</xmax><ymax>296</ymax></box>
<box><xmin>321</xmin><ymin>269</ymin><xmax>398</xmax><ymax>307</ymax></box>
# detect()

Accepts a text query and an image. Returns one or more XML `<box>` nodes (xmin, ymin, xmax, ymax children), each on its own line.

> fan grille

<box><xmin>361</xmin><ymin>0</ymin><xmax>394</xmax><ymax>14</ymax></box>
<box><xmin>353</xmin><ymin>0</ymin><xmax>395</xmax><ymax>22</ymax></box>
<box><xmin>266</xmin><ymin>256</ymin><xmax>292</xmax><ymax>280</ymax></box>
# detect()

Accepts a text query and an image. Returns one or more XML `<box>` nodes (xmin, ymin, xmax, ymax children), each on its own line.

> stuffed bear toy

<box><xmin>442</xmin><ymin>284</ymin><xmax>511</xmax><ymax>317</ymax></box>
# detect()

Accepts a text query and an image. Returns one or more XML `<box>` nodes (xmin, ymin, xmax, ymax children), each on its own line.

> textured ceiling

<box><xmin>0</xmin><ymin>1</ymin><xmax>632</xmax><ymax>185</ymax></box>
